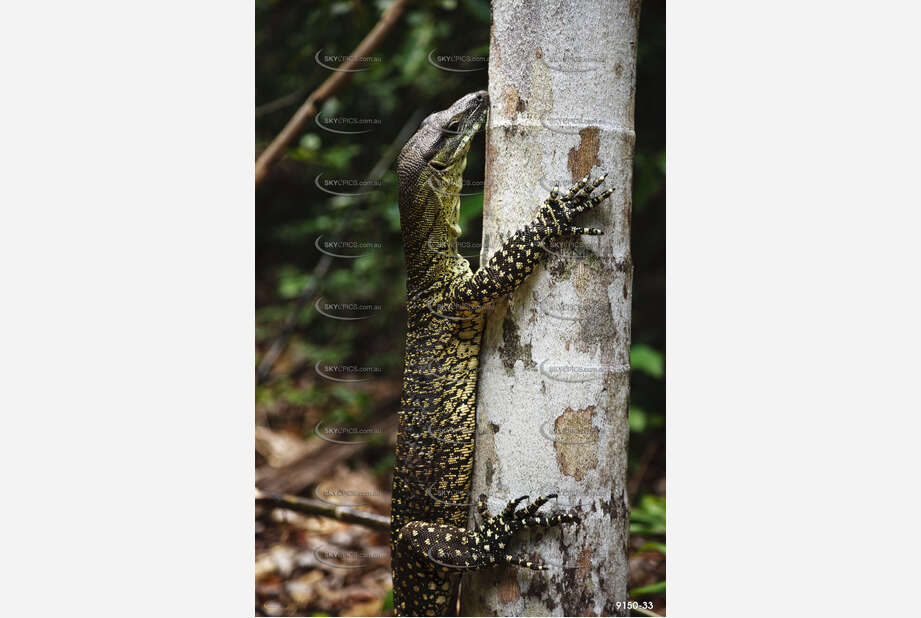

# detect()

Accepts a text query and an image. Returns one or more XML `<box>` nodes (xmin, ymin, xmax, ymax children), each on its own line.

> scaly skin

<box><xmin>392</xmin><ymin>91</ymin><xmax>614</xmax><ymax>617</ymax></box>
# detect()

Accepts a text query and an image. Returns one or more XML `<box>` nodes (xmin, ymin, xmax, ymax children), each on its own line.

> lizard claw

<box><xmin>566</xmin><ymin>226</ymin><xmax>604</xmax><ymax>236</ymax></box>
<box><xmin>506</xmin><ymin>554</ymin><xmax>549</xmax><ymax>571</ymax></box>
<box><xmin>500</xmin><ymin>495</ymin><xmax>529</xmax><ymax>518</ymax></box>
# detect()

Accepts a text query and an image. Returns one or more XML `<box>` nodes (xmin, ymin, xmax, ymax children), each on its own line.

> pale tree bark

<box><xmin>461</xmin><ymin>0</ymin><xmax>640</xmax><ymax>615</ymax></box>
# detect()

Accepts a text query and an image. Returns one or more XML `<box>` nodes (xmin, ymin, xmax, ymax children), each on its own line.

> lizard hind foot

<box><xmin>517</xmin><ymin>493</ymin><xmax>557</xmax><ymax>518</ymax></box>
<box><xmin>521</xmin><ymin>512</ymin><xmax>581</xmax><ymax>529</ymax></box>
<box><xmin>499</xmin><ymin>494</ymin><xmax>529</xmax><ymax>518</ymax></box>
<box><xmin>510</xmin><ymin>493</ymin><xmax>581</xmax><ymax>529</ymax></box>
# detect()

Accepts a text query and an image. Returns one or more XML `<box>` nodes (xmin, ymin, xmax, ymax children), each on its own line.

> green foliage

<box><xmin>277</xmin><ymin>265</ymin><xmax>314</xmax><ymax>300</ymax></box>
<box><xmin>256</xmin><ymin>1</ymin><xmax>493</xmax><ymax>407</ymax></box>
<box><xmin>374</xmin><ymin>452</ymin><xmax>396</xmax><ymax>477</ymax></box>
<box><xmin>630</xmin><ymin>580</ymin><xmax>666</xmax><ymax>597</ymax></box>
<box><xmin>637</xmin><ymin>541</ymin><xmax>666</xmax><ymax>555</ymax></box>
<box><xmin>381</xmin><ymin>588</ymin><xmax>394</xmax><ymax>612</ymax></box>
<box><xmin>629</xmin><ymin>405</ymin><xmax>663</xmax><ymax>434</ymax></box>
<box><xmin>630</xmin><ymin>495</ymin><xmax>666</xmax><ymax>536</ymax></box>
<box><xmin>631</xmin><ymin>344</ymin><xmax>664</xmax><ymax>379</ymax></box>
<box><xmin>461</xmin><ymin>0</ymin><xmax>491</xmax><ymax>23</ymax></box>
<box><xmin>459</xmin><ymin>194</ymin><xmax>484</xmax><ymax>228</ymax></box>
<box><xmin>629</xmin><ymin>341</ymin><xmax>664</xmax><ymax>442</ymax></box>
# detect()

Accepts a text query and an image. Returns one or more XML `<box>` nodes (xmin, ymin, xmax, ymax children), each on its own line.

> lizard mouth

<box><xmin>448</xmin><ymin>92</ymin><xmax>488</xmax><ymax>162</ymax></box>
<box><xmin>425</xmin><ymin>90</ymin><xmax>489</xmax><ymax>173</ymax></box>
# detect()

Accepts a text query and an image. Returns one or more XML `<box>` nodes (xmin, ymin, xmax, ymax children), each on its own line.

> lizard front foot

<box><xmin>536</xmin><ymin>173</ymin><xmax>615</xmax><ymax>238</ymax></box>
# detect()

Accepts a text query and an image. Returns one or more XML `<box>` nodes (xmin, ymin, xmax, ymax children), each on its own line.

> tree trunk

<box><xmin>461</xmin><ymin>0</ymin><xmax>639</xmax><ymax>615</ymax></box>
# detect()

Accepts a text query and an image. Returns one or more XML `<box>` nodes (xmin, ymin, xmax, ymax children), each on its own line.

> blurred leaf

<box><xmin>381</xmin><ymin>588</ymin><xmax>394</xmax><ymax>612</ymax></box>
<box><xmin>629</xmin><ymin>405</ymin><xmax>648</xmax><ymax>433</ymax></box>
<box><xmin>277</xmin><ymin>265</ymin><xmax>313</xmax><ymax>299</ymax></box>
<box><xmin>331</xmin><ymin>385</ymin><xmax>372</xmax><ymax>414</ymax></box>
<box><xmin>637</xmin><ymin>541</ymin><xmax>666</xmax><ymax>555</ymax></box>
<box><xmin>299</xmin><ymin>133</ymin><xmax>322</xmax><ymax>150</ymax></box>
<box><xmin>459</xmin><ymin>193</ymin><xmax>484</xmax><ymax>227</ymax></box>
<box><xmin>374</xmin><ymin>452</ymin><xmax>396</xmax><ymax>476</ymax></box>
<box><xmin>400</xmin><ymin>14</ymin><xmax>435</xmax><ymax>81</ymax></box>
<box><xmin>631</xmin><ymin>344</ymin><xmax>664</xmax><ymax>379</ymax></box>
<box><xmin>630</xmin><ymin>494</ymin><xmax>665</xmax><ymax>536</ymax></box>
<box><xmin>461</xmin><ymin>0</ymin><xmax>491</xmax><ymax>23</ymax></box>
<box><xmin>630</xmin><ymin>580</ymin><xmax>665</xmax><ymax>597</ymax></box>
<box><xmin>280</xmin><ymin>383</ymin><xmax>325</xmax><ymax>407</ymax></box>
<box><xmin>383</xmin><ymin>200</ymin><xmax>401</xmax><ymax>232</ymax></box>
<box><xmin>321</xmin><ymin>143</ymin><xmax>362</xmax><ymax>170</ymax></box>
<box><xmin>630</xmin><ymin>406</ymin><xmax>663</xmax><ymax>435</ymax></box>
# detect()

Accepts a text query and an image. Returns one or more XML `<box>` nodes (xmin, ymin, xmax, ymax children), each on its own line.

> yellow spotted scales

<box><xmin>392</xmin><ymin>91</ymin><xmax>614</xmax><ymax>616</ymax></box>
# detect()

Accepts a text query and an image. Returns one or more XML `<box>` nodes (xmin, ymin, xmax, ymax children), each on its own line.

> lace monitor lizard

<box><xmin>392</xmin><ymin>90</ymin><xmax>614</xmax><ymax>616</ymax></box>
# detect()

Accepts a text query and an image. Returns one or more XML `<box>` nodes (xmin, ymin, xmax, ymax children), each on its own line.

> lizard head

<box><xmin>397</xmin><ymin>91</ymin><xmax>488</xmax><ymax>277</ymax></box>
<box><xmin>420</xmin><ymin>90</ymin><xmax>489</xmax><ymax>173</ymax></box>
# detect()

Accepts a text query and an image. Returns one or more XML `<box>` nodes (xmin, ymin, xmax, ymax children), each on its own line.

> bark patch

<box><xmin>567</xmin><ymin>126</ymin><xmax>601</xmax><ymax>182</ymax></box>
<box><xmin>502</xmin><ymin>85</ymin><xmax>521</xmax><ymax>118</ymax></box>
<box><xmin>553</xmin><ymin>406</ymin><xmax>599</xmax><ymax>481</ymax></box>
<box><xmin>499</xmin><ymin>569</ymin><xmax>520</xmax><ymax>603</ymax></box>
<box><xmin>501</xmin><ymin>85</ymin><xmax>527</xmax><ymax>115</ymax></box>
<box><xmin>525</xmin><ymin>575</ymin><xmax>555</xmax><ymax>610</ymax></box>
<box><xmin>499</xmin><ymin>314</ymin><xmax>536</xmax><ymax>376</ymax></box>
<box><xmin>576</xmin><ymin>548</ymin><xmax>592</xmax><ymax>579</ymax></box>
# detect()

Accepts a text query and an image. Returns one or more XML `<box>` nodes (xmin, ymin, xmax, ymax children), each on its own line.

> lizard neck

<box><xmin>401</xmin><ymin>157</ymin><xmax>468</xmax><ymax>293</ymax></box>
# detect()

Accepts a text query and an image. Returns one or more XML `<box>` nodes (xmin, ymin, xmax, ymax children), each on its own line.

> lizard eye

<box><xmin>446</xmin><ymin>119</ymin><xmax>461</xmax><ymax>133</ymax></box>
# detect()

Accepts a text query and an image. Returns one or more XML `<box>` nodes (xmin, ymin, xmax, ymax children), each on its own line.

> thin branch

<box><xmin>255</xmin><ymin>86</ymin><xmax>310</xmax><ymax>118</ymax></box>
<box><xmin>256</xmin><ymin>489</ymin><xmax>391</xmax><ymax>532</ymax></box>
<box><xmin>255</xmin><ymin>108</ymin><xmax>423</xmax><ymax>385</ymax></box>
<box><xmin>254</xmin><ymin>0</ymin><xmax>410</xmax><ymax>186</ymax></box>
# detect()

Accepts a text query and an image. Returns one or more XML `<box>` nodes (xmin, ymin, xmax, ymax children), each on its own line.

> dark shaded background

<box><xmin>256</xmin><ymin>1</ymin><xmax>664</xmax><ymax>614</ymax></box>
